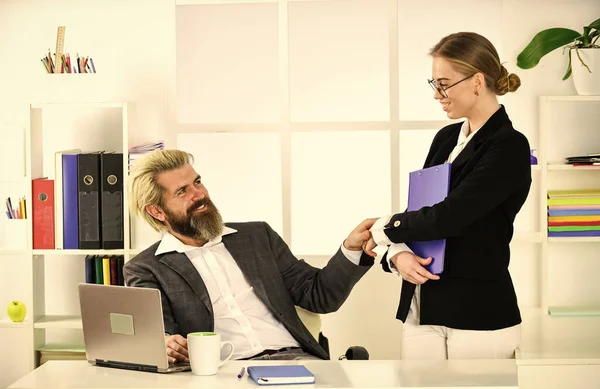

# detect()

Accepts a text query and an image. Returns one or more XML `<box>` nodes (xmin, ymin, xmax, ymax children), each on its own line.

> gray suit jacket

<box><xmin>123</xmin><ymin>221</ymin><xmax>374</xmax><ymax>360</ymax></box>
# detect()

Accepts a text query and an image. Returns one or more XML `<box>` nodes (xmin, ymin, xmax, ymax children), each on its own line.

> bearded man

<box><xmin>124</xmin><ymin>149</ymin><xmax>375</xmax><ymax>362</ymax></box>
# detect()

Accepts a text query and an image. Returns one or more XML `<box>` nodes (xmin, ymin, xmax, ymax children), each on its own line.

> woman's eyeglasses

<box><xmin>427</xmin><ymin>74</ymin><xmax>474</xmax><ymax>98</ymax></box>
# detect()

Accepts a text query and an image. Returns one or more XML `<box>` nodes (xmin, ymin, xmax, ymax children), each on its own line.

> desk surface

<box><xmin>8</xmin><ymin>360</ymin><xmax>517</xmax><ymax>389</ymax></box>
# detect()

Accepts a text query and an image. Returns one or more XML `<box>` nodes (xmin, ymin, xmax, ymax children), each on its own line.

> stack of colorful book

<box><xmin>547</xmin><ymin>190</ymin><xmax>600</xmax><ymax>237</ymax></box>
<box><xmin>128</xmin><ymin>141</ymin><xmax>164</xmax><ymax>173</ymax></box>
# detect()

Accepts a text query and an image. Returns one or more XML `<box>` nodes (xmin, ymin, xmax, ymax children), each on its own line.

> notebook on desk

<box><xmin>406</xmin><ymin>163</ymin><xmax>451</xmax><ymax>275</ymax></box>
<box><xmin>247</xmin><ymin>365</ymin><xmax>315</xmax><ymax>385</ymax></box>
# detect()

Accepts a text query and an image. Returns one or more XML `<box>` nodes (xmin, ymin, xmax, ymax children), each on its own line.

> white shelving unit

<box><xmin>32</xmin><ymin>250</ymin><xmax>130</xmax><ymax>256</ymax></box>
<box><xmin>0</xmin><ymin>102</ymin><xmax>137</xmax><ymax>371</ymax></box>
<box><xmin>32</xmin><ymin>315</ymin><xmax>82</xmax><ymax>330</ymax></box>
<box><xmin>0</xmin><ymin>319</ymin><xmax>31</xmax><ymax>329</ymax></box>
<box><xmin>537</xmin><ymin>95</ymin><xmax>600</xmax><ymax>316</ymax></box>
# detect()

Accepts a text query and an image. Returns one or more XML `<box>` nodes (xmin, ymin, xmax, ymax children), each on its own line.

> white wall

<box><xmin>1</xmin><ymin>0</ymin><xmax>599</xmax><ymax>387</ymax></box>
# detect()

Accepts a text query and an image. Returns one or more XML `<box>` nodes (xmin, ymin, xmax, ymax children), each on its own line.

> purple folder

<box><xmin>548</xmin><ymin>209</ymin><xmax>600</xmax><ymax>216</ymax></box>
<box><xmin>406</xmin><ymin>163</ymin><xmax>451</xmax><ymax>275</ymax></box>
<box><xmin>548</xmin><ymin>230</ymin><xmax>600</xmax><ymax>237</ymax></box>
<box><xmin>63</xmin><ymin>153</ymin><xmax>79</xmax><ymax>249</ymax></box>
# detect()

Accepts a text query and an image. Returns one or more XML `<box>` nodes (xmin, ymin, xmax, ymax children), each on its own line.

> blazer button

<box><xmin>393</xmin><ymin>220</ymin><xmax>401</xmax><ymax>227</ymax></box>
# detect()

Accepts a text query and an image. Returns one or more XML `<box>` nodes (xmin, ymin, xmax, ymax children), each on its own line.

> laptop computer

<box><xmin>78</xmin><ymin>283</ymin><xmax>190</xmax><ymax>373</ymax></box>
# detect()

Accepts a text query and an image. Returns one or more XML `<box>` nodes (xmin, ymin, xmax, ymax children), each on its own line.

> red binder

<box><xmin>32</xmin><ymin>178</ymin><xmax>55</xmax><ymax>249</ymax></box>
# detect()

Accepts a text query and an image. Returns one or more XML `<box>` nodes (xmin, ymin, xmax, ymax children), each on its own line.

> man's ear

<box><xmin>146</xmin><ymin>204</ymin><xmax>166</xmax><ymax>222</ymax></box>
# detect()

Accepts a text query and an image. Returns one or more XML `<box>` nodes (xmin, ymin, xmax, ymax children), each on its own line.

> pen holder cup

<box><xmin>0</xmin><ymin>219</ymin><xmax>28</xmax><ymax>250</ymax></box>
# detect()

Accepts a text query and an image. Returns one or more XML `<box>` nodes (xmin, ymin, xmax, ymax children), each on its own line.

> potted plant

<box><xmin>517</xmin><ymin>17</ymin><xmax>600</xmax><ymax>95</ymax></box>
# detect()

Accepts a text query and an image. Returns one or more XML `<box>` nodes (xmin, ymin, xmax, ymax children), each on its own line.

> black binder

<box><xmin>100</xmin><ymin>153</ymin><xmax>124</xmax><ymax>249</ymax></box>
<box><xmin>78</xmin><ymin>153</ymin><xmax>102</xmax><ymax>249</ymax></box>
<box><xmin>117</xmin><ymin>256</ymin><xmax>125</xmax><ymax>286</ymax></box>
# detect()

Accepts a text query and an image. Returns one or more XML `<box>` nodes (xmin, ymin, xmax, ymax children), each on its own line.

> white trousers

<box><xmin>401</xmin><ymin>285</ymin><xmax>521</xmax><ymax>360</ymax></box>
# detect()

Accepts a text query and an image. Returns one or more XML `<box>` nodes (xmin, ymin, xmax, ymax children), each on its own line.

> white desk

<box><xmin>8</xmin><ymin>360</ymin><xmax>518</xmax><ymax>389</ymax></box>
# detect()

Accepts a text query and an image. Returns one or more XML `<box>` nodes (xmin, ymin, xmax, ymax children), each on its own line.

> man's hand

<box><xmin>391</xmin><ymin>251</ymin><xmax>440</xmax><ymax>284</ymax></box>
<box><xmin>344</xmin><ymin>218</ymin><xmax>378</xmax><ymax>252</ymax></box>
<box><xmin>165</xmin><ymin>334</ymin><xmax>189</xmax><ymax>363</ymax></box>
<box><xmin>362</xmin><ymin>236</ymin><xmax>377</xmax><ymax>257</ymax></box>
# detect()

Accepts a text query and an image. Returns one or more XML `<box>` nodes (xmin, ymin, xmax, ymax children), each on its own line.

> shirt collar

<box><xmin>458</xmin><ymin>120</ymin><xmax>480</xmax><ymax>145</ymax></box>
<box><xmin>155</xmin><ymin>226</ymin><xmax>237</xmax><ymax>256</ymax></box>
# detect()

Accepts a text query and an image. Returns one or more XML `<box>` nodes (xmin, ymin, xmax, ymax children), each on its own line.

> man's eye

<box><xmin>439</xmin><ymin>84</ymin><xmax>448</xmax><ymax>88</ymax></box>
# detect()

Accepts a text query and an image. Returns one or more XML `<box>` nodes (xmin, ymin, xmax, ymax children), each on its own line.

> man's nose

<box><xmin>190</xmin><ymin>185</ymin><xmax>206</xmax><ymax>201</ymax></box>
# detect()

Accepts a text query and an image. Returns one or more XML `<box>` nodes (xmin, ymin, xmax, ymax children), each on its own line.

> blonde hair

<box><xmin>129</xmin><ymin>149</ymin><xmax>194</xmax><ymax>232</ymax></box>
<box><xmin>430</xmin><ymin>32</ymin><xmax>520</xmax><ymax>96</ymax></box>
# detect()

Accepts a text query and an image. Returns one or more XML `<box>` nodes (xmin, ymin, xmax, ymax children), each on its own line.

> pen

<box><xmin>237</xmin><ymin>367</ymin><xmax>246</xmax><ymax>379</ymax></box>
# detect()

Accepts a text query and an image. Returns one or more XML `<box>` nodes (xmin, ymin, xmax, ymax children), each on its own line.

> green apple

<box><xmin>7</xmin><ymin>300</ymin><xmax>26</xmax><ymax>322</ymax></box>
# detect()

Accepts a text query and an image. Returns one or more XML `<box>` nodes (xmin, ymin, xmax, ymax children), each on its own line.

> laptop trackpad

<box><xmin>110</xmin><ymin>313</ymin><xmax>135</xmax><ymax>335</ymax></box>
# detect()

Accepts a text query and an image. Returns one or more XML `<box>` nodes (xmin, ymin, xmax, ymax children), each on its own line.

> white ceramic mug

<box><xmin>187</xmin><ymin>332</ymin><xmax>234</xmax><ymax>376</ymax></box>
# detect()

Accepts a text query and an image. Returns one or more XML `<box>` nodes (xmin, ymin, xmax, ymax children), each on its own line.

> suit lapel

<box><xmin>223</xmin><ymin>233</ymin><xmax>277</xmax><ymax>313</ymax></box>
<box><xmin>430</xmin><ymin>128</ymin><xmax>460</xmax><ymax>167</ymax></box>
<box><xmin>439</xmin><ymin>106</ymin><xmax>510</xmax><ymax>185</ymax></box>
<box><xmin>449</xmin><ymin>135</ymin><xmax>477</xmax><ymax>180</ymax></box>
<box><xmin>159</xmin><ymin>252</ymin><xmax>213</xmax><ymax>315</ymax></box>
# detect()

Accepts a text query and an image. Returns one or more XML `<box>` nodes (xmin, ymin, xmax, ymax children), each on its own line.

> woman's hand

<box><xmin>391</xmin><ymin>251</ymin><xmax>440</xmax><ymax>284</ymax></box>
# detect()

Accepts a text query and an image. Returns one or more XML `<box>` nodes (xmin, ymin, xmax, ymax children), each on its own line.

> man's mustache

<box><xmin>187</xmin><ymin>199</ymin><xmax>212</xmax><ymax>215</ymax></box>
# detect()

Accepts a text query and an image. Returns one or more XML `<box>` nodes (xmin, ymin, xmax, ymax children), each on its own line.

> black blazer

<box><xmin>381</xmin><ymin>106</ymin><xmax>531</xmax><ymax>330</ymax></box>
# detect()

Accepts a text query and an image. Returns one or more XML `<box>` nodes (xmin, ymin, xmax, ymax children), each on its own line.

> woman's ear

<box><xmin>473</xmin><ymin>72</ymin><xmax>485</xmax><ymax>95</ymax></box>
<box><xmin>146</xmin><ymin>204</ymin><xmax>166</xmax><ymax>222</ymax></box>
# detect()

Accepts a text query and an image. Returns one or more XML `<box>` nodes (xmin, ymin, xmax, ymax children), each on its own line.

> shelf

<box><xmin>547</xmin><ymin>163</ymin><xmax>600</xmax><ymax>171</ymax></box>
<box><xmin>33</xmin><ymin>315</ymin><xmax>82</xmax><ymax>329</ymax></box>
<box><xmin>30</xmin><ymin>102</ymin><xmax>127</xmax><ymax>109</ymax></box>
<box><xmin>33</xmin><ymin>249</ymin><xmax>128</xmax><ymax>256</ymax></box>
<box><xmin>548</xmin><ymin>306</ymin><xmax>600</xmax><ymax>317</ymax></box>
<box><xmin>544</xmin><ymin>95</ymin><xmax>600</xmax><ymax>102</ymax></box>
<box><xmin>36</xmin><ymin>343</ymin><xmax>85</xmax><ymax>353</ymax></box>
<box><xmin>0</xmin><ymin>249</ymin><xmax>30</xmax><ymax>255</ymax></box>
<box><xmin>547</xmin><ymin>237</ymin><xmax>600</xmax><ymax>243</ymax></box>
<box><xmin>0</xmin><ymin>318</ymin><xmax>30</xmax><ymax>328</ymax></box>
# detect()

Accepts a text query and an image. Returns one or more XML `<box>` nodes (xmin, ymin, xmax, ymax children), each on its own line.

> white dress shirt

<box><xmin>371</xmin><ymin>119</ymin><xmax>479</xmax><ymax>272</ymax></box>
<box><xmin>155</xmin><ymin>227</ymin><xmax>363</xmax><ymax>360</ymax></box>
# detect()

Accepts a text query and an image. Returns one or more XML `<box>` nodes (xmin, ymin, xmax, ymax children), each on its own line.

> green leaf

<box><xmin>587</xmin><ymin>18</ymin><xmax>600</xmax><ymax>31</ymax></box>
<box><xmin>517</xmin><ymin>28</ymin><xmax>581</xmax><ymax>69</ymax></box>
<box><xmin>583</xmin><ymin>27</ymin><xmax>591</xmax><ymax>46</ymax></box>
<box><xmin>562</xmin><ymin>50</ymin><xmax>572</xmax><ymax>80</ymax></box>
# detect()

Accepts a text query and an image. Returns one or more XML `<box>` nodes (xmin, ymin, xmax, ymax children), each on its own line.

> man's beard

<box><xmin>163</xmin><ymin>198</ymin><xmax>224</xmax><ymax>242</ymax></box>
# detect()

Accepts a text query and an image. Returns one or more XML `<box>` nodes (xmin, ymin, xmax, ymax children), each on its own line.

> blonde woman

<box><xmin>366</xmin><ymin>32</ymin><xmax>531</xmax><ymax>360</ymax></box>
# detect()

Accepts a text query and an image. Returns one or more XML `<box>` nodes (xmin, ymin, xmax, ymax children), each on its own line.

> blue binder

<box><xmin>406</xmin><ymin>163</ymin><xmax>451</xmax><ymax>275</ymax></box>
<box><xmin>62</xmin><ymin>153</ymin><xmax>79</xmax><ymax>249</ymax></box>
<box><xmin>247</xmin><ymin>365</ymin><xmax>315</xmax><ymax>385</ymax></box>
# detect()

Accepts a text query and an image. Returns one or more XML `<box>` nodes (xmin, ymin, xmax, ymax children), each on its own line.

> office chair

<box><xmin>295</xmin><ymin>306</ymin><xmax>369</xmax><ymax>360</ymax></box>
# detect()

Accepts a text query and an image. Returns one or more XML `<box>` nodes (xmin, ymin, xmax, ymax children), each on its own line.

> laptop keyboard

<box><xmin>169</xmin><ymin>361</ymin><xmax>190</xmax><ymax>368</ymax></box>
